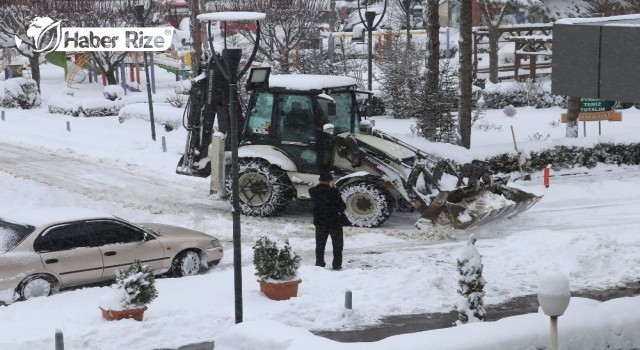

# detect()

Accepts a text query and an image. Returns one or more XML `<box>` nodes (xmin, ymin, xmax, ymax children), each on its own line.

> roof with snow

<box><xmin>269</xmin><ymin>75</ymin><xmax>357</xmax><ymax>92</ymax></box>
<box><xmin>3</xmin><ymin>207</ymin><xmax>115</xmax><ymax>227</ymax></box>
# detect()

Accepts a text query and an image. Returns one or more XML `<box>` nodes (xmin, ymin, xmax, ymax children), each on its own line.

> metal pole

<box><xmin>223</xmin><ymin>48</ymin><xmax>244</xmax><ymax>324</ymax></box>
<box><xmin>598</xmin><ymin>120</ymin><xmax>601</xmax><ymax>136</ymax></box>
<box><xmin>143</xmin><ymin>51</ymin><xmax>156</xmax><ymax>141</ymax></box>
<box><xmin>367</xmin><ymin>27</ymin><xmax>373</xmax><ymax>120</ymax></box>
<box><xmin>550</xmin><ymin>316</ymin><xmax>558</xmax><ymax>350</ymax></box>
<box><xmin>1</xmin><ymin>110</ymin><xmax>5</xmax><ymax>121</ymax></box>
<box><xmin>149</xmin><ymin>53</ymin><xmax>156</xmax><ymax>94</ymax></box>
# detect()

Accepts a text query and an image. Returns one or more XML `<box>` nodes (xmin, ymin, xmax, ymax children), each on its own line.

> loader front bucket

<box><xmin>419</xmin><ymin>185</ymin><xmax>542</xmax><ymax>230</ymax></box>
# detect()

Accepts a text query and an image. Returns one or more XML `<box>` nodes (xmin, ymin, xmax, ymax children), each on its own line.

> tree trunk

<box><xmin>488</xmin><ymin>28</ymin><xmax>499</xmax><ymax>84</ymax></box>
<box><xmin>189</xmin><ymin>0</ymin><xmax>202</xmax><ymax>74</ymax></box>
<box><xmin>425</xmin><ymin>0</ymin><xmax>440</xmax><ymax>96</ymax></box>
<box><xmin>566</xmin><ymin>96</ymin><xmax>580</xmax><ymax>138</ymax></box>
<box><xmin>458</xmin><ymin>0</ymin><xmax>473</xmax><ymax>149</ymax></box>
<box><xmin>29</xmin><ymin>54</ymin><xmax>41</xmax><ymax>92</ymax></box>
<box><xmin>104</xmin><ymin>67</ymin><xmax>117</xmax><ymax>85</ymax></box>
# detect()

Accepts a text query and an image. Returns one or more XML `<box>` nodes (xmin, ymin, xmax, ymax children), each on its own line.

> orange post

<box><xmin>543</xmin><ymin>165</ymin><xmax>550</xmax><ymax>188</ymax></box>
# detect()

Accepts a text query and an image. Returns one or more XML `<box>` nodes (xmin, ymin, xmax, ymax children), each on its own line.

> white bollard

<box><xmin>55</xmin><ymin>329</ymin><xmax>64</xmax><ymax>350</ymax></box>
<box><xmin>345</xmin><ymin>290</ymin><xmax>352</xmax><ymax>310</ymax></box>
<box><xmin>161</xmin><ymin>136</ymin><xmax>167</xmax><ymax>152</ymax></box>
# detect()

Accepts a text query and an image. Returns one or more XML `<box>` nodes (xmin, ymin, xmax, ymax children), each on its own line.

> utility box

<box><xmin>553</xmin><ymin>15</ymin><xmax>640</xmax><ymax>103</ymax></box>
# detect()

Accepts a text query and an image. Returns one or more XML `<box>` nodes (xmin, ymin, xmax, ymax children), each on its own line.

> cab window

<box><xmin>245</xmin><ymin>92</ymin><xmax>274</xmax><ymax>136</ymax></box>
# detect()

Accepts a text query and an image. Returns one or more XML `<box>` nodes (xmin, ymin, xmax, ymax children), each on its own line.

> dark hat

<box><xmin>319</xmin><ymin>172</ymin><xmax>333</xmax><ymax>182</ymax></box>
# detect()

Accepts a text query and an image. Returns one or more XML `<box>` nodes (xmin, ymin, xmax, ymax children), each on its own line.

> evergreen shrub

<box><xmin>253</xmin><ymin>236</ymin><xmax>301</xmax><ymax>281</ymax></box>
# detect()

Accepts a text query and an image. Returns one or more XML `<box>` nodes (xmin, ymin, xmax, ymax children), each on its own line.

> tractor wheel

<box><xmin>227</xmin><ymin>158</ymin><xmax>294</xmax><ymax>217</ymax></box>
<box><xmin>340</xmin><ymin>181</ymin><xmax>393</xmax><ymax>228</ymax></box>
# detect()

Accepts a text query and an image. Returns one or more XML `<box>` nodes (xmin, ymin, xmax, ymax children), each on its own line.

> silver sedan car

<box><xmin>0</xmin><ymin>208</ymin><xmax>224</xmax><ymax>304</ymax></box>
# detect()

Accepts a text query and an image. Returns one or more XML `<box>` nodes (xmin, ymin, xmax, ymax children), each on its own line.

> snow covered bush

<box><xmin>48</xmin><ymin>89</ymin><xmax>82</xmax><ymax>117</ymax></box>
<box><xmin>80</xmin><ymin>98</ymin><xmax>127</xmax><ymax>117</ymax></box>
<box><xmin>101</xmin><ymin>260</ymin><xmax>158</xmax><ymax>310</ymax></box>
<box><xmin>1</xmin><ymin>78</ymin><xmax>41</xmax><ymax>109</ymax></box>
<box><xmin>483</xmin><ymin>81</ymin><xmax>567</xmax><ymax>110</ymax></box>
<box><xmin>103</xmin><ymin>84</ymin><xmax>125</xmax><ymax>101</ymax></box>
<box><xmin>118</xmin><ymin>103</ymin><xmax>183</xmax><ymax>131</ymax></box>
<box><xmin>454</xmin><ymin>234</ymin><xmax>486</xmax><ymax>325</ymax></box>
<box><xmin>165</xmin><ymin>93</ymin><xmax>186</xmax><ymax>108</ymax></box>
<box><xmin>173</xmin><ymin>80</ymin><xmax>191</xmax><ymax>95</ymax></box>
<box><xmin>253</xmin><ymin>236</ymin><xmax>301</xmax><ymax>281</ymax></box>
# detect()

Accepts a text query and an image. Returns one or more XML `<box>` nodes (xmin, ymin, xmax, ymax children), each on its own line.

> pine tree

<box><xmin>414</xmin><ymin>57</ymin><xmax>460</xmax><ymax>144</ymax></box>
<box><xmin>455</xmin><ymin>234</ymin><xmax>486</xmax><ymax>324</ymax></box>
<box><xmin>378</xmin><ymin>37</ymin><xmax>422</xmax><ymax>119</ymax></box>
<box><xmin>115</xmin><ymin>260</ymin><xmax>158</xmax><ymax>309</ymax></box>
<box><xmin>253</xmin><ymin>236</ymin><xmax>301</xmax><ymax>280</ymax></box>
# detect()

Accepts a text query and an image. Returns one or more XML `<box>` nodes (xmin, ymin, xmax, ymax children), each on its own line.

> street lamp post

<box><xmin>133</xmin><ymin>4</ymin><xmax>156</xmax><ymax>141</ymax></box>
<box><xmin>537</xmin><ymin>273</ymin><xmax>571</xmax><ymax>350</ymax></box>
<box><xmin>357</xmin><ymin>0</ymin><xmax>387</xmax><ymax>120</ymax></box>
<box><xmin>198</xmin><ymin>11</ymin><xmax>265</xmax><ymax>324</ymax></box>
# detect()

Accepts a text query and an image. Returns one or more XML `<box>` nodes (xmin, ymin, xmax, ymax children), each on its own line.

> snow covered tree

<box><xmin>0</xmin><ymin>0</ymin><xmax>55</xmax><ymax>92</ymax></box>
<box><xmin>379</xmin><ymin>38</ymin><xmax>422</xmax><ymax>119</ymax></box>
<box><xmin>414</xmin><ymin>58</ymin><xmax>459</xmax><ymax>144</ymax></box>
<box><xmin>395</xmin><ymin>0</ymin><xmax>422</xmax><ymax>44</ymax></box>
<box><xmin>455</xmin><ymin>234</ymin><xmax>486</xmax><ymax>324</ymax></box>
<box><xmin>59</xmin><ymin>0</ymin><xmax>157</xmax><ymax>85</ymax></box>
<box><xmin>253</xmin><ymin>236</ymin><xmax>301</xmax><ymax>280</ymax></box>
<box><xmin>477</xmin><ymin>0</ymin><xmax>518</xmax><ymax>84</ymax></box>
<box><xmin>218</xmin><ymin>0</ymin><xmax>328</xmax><ymax>74</ymax></box>
<box><xmin>114</xmin><ymin>260</ymin><xmax>158</xmax><ymax>309</ymax></box>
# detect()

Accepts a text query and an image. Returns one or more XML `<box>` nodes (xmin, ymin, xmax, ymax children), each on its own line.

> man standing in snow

<box><xmin>309</xmin><ymin>172</ymin><xmax>347</xmax><ymax>270</ymax></box>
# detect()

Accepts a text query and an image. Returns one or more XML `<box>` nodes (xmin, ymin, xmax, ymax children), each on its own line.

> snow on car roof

<box><xmin>269</xmin><ymin>74</ymin><xmax>357</xmax><ymax>91</ymax></box>
<box><xmin>2</xmin><ymin>208</ymin><xmax>114</xmax><ymax>227</ymax></box>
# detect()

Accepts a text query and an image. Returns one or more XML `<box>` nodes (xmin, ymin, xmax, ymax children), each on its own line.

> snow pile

<box><xmin>215</xmin><ymin>297</ymin><xmax>640</xmax><ymax>350</ymax></box>
<box><xmin>457</xmin><ymin>192</ymin><xmax>516</xmax><ymax>223</ymax></box>
<box><xmin>1</xmin><ymin>78</ymin><xmax>41</xmax><ymax>109</ymax></box>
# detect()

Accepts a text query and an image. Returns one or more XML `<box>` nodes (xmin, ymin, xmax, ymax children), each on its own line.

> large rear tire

<box><xmin>340</xmin><ymin>181</ymin><xmax>393</xmax><ymax>228</ymax></box>
<box><xmin>227</xmin><ymin>158</ymin><xmax>294</xmax><ymax>217</ymax></box>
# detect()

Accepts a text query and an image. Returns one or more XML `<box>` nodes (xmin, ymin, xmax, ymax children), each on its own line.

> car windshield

<box><xmin>0</xmin><ymin>220</ymin><xmax>35</xmax><ymax>252</ymax></box>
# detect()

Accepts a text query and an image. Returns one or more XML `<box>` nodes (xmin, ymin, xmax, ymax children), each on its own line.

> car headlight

<box><xmin>211</xmin><ymin>238</ymin><xmax>222</xmax><ymax>248</ymax></box>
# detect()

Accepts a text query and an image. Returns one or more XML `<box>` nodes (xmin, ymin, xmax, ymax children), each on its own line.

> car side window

<box><xmin>85</xmin><ymin>220</ymin><xmax>145</xmax><ymax>246</ymax></box>
<box><xmin>34</xmin><ymin>223</ymin><xmax>92</xmax><ymax>252</ymax></box>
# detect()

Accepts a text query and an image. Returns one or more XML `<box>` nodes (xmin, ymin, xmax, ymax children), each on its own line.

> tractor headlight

<box><xmin>211</xmin><ymin>238</ymin><xmax>222</xmax><ymax>248</ymax></box>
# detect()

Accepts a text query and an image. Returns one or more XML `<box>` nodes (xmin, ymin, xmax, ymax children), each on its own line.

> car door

<box><xmin>34</xmin><ymin>223</ymin><xmax>104</xmax><ymax>287</ymax></box>
<box><xmin>85</xmin><ymin>220</ymin><xmax>167</xmax><ymax>281</ymax></box>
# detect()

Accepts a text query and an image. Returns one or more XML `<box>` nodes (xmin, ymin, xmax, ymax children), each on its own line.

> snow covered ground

<box><xmin>1</xmin><ymin>64</ymin><xmax>640</xmax><ymax>349</ymax></box>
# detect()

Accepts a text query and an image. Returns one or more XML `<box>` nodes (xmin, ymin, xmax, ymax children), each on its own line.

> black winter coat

<box><xmin>309</xmin><ymin>184</ymin><xmax>347</xmax><ymax>227</ymax></box>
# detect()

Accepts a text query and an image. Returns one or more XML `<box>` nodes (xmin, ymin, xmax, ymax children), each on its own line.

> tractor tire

<box><xmin>227</xmin><ymin>158</ymin><xmax>294</xmax><ymax>217</ymax></box>
<box><xmin>340</xmin><ymin>181</ymin><xmax>393</xmax><ymax>228</ymax></box>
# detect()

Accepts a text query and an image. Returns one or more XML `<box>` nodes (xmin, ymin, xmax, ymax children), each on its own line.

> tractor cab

<box><xmin>243</xmin><ymin>71</ymin><xmax>361</xmax><ymax>174</ymax></box>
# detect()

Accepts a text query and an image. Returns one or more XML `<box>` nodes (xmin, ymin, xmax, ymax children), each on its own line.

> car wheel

<box><xmin>340</xmin><ymin>181</ymin><xmax>393</xmax><ymax>228</ymax></box>
<box><xmin>18</xmin><ymin>274</ymin><xmax>56</xmax><ymax>301</ymax></box>
<box><xmin>227</xmin><ymin>158</ymin><xmax>294</xmax><ymax>217</ymax></box>
<box><xmin>172</xmin><ymin>250</ymin><xmax>203</xmax><ymax>277</ymax></box>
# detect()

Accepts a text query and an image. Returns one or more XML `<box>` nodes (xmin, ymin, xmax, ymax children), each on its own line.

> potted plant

<box><xmin>99</xmin><ymin>260</ymin><xmax>158</xmax><ymax>321</ymax></box>
<box><xmin>253</xmin><ymin>236</ymin><xmax>302</xmax><ymax>301</ymax></box>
